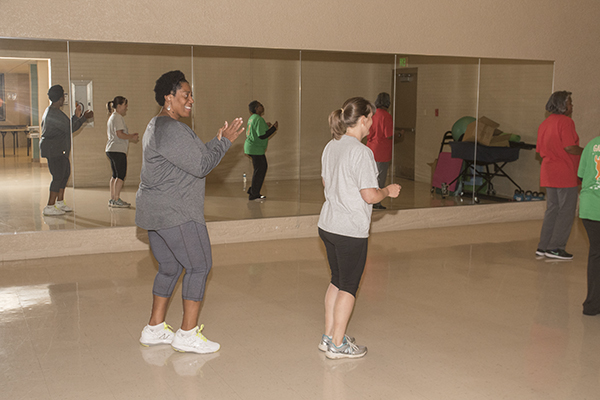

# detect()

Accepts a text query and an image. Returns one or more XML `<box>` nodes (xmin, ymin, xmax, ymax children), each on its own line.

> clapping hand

<box><xmin>218</xmin><ymin>117</ymin><xmax>245</xmax><ymax>143</ymax></box>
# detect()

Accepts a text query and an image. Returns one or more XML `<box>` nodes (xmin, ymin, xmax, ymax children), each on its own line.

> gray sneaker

<box><xmin>325</xmin><ymin>341</ymin><xmax>367</xmax><ymax>360</ymax></box>
<box><xmin>318</xmin><ymin>334</ymin><xmax>356</xmax><ymax>352</ymax></box>
<box><xmin>108</xmin><ymin>199</ymin><xmax>115</xmax><ymax>207</ymax></box>
<box><xmin>112</xmin><ymin>198</ymin><xmax>131</xmax><ymax>208</ymax></box>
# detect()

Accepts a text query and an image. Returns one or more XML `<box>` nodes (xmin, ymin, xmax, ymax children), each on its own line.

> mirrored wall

<box><xmin>0</xmin><ymin>38</ymin><xmax>554</xmax><ymax>233</ymax></box>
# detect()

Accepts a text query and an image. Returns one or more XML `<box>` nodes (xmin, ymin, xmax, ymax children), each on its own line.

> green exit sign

<box><xmin>398</xmin><ymin>57</ymin><xmax>407</xmax><ymax>67</ymax></box>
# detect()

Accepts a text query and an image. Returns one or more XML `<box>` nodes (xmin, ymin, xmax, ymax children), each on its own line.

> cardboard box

<box><xmin>462</xmin><ymin>116</ymin><xmax>509</xmax><ymax>147</ymax></box>
<box><xmin>487</xmin><ymin>132</ymin><xmax>511</xmax><ymax>147</ymax></box>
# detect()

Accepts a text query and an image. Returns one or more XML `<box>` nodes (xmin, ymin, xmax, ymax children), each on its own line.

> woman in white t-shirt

<box><xmin>318</xmin><ymin>97</ymin><xmax>401</xmax><ymax>360</ymax></box>
<box><xmin>106</xmin><ymin>96</ymin><xmax>138</xmax><ymax>208</ymax></box>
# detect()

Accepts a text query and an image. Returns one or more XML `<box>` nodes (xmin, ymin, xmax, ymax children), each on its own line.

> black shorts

<box><xmin>106</xmin><ymin>151</ymin><xmax>127</xmax><ymax>180</ymax></box>
<box><xmin>318</xmin><ymin>228</ymin><xmax>368</xmax><ymax>297</ymax></box>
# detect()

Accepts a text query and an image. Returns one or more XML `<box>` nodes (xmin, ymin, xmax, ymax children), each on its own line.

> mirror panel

<box><xmin>477</xmin><ymin>58</ymin><xmax>554</xmax><ymax>200</ymax></box>
<box><xmin>193</xmin><ymin>47</ymin><xmax>301</xmax><ymax>221</ymax></box>
<box><xmin>394</xmin><ymin>55</ymin><xmax>480</xmax><ymax>207</ymax></box>
<box><xmin>0</xmin><ymin>38</ymin><xmax>69</xmax><ymax>233</ymax></box>
<box><xmin>299</xmin><ymin>51</ymin><xmax>397</xmax><ymax>214</ymax></box>
<box><xmin>0</xmin><ymin>37</ymin><xmax>555</xmax><ymax>235</ymax></box>
<box><xmin>68</xmin><ymin>41</ymin><xmax>193</xmax><ymax>229</ymax></box>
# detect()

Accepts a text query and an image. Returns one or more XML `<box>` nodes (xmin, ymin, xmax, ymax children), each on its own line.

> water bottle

<box><xmin>441</xmin><ymin>182</ymin><xmax>448</xmax><ymax>197</ymax></box>
<box><xmin>242</xmin><ymin>173</ymin><xmax>247</xmax><ymax>191</ymax></box>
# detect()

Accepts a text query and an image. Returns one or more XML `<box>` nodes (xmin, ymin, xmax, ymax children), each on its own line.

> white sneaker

<box><xmin>171</xmin><ymin>324</ymin><xmax>220</xmax><ymax>354</ymax></box>
<box><xmin>140</xmin><ymin>322</ymin><xmax>175</xmax><ymax>346</ymax></box>
<box><xmin>55</xmin><ymin>200</ymin><xmax>73</xmax><ymax>212</ymax></box>
<box><xmin>43</xmin><ymin>205</ymin><xmax>65</xmax><ymax>216</ymax></box>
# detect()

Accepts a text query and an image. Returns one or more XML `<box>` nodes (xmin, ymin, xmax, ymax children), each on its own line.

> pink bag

<box><xmin>432</xmin><ymin>152</ymin><xmax>463</xmax><ymax>192</ymax></box>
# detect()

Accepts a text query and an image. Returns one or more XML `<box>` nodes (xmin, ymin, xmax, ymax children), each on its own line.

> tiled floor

<box><xmin>1</xmin><ymin>218</ymin><xmax>597</xmax><ymax>399</ymax></box>
<box><xmin>0</xmin><ymin>147</ymin><xmax>493</xmax><ymax>233</ymax></box>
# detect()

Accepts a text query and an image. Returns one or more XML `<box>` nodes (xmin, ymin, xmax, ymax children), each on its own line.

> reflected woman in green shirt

<box><xmin>243</xmin><ymin>100</ymin><xmax>278</xmax><ymax>201</ymax></box>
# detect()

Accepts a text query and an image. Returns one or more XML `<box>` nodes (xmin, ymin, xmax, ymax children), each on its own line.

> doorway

<box><xmin>393</xmin><ymin>68</ymin><xmax>417</xmax><ymax>180</ymax></box>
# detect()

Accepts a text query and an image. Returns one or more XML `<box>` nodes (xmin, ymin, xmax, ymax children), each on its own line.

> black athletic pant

<box><xmin>248</xmin><ymin>154</ymin><xmax>267</xmax><ymax>199</ymax></box>
<box><xmin>582</xmin><ymin>219</ymin><xmax>600</xmax><ymax>315</ymax></box>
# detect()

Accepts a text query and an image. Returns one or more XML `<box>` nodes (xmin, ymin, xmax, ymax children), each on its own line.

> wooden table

<box><xmin>0</xmin><ymin>125</ymin><xmax>29</xmax><ymax>157</ymax></box>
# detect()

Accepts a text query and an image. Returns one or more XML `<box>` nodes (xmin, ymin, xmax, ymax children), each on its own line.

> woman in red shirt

<box><xmin>366</xmin><ymin>92</ymin><xmax>394</xmax><ymax>210</ymax></box>
<box><xmin>536</xmin><ymin>91</ymin><xmax>583</xmax><ymax>260</ymax></box>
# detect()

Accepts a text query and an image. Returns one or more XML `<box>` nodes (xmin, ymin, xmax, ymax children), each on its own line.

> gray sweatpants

<box><xmin>375</xmin><ymin>161</ymin><xmax>390</xmax><ymax>189</ymax></box>
<box><xmin>537</xmin><ymin>186</ymin><xmax>578</xmax><ymax>251</ymax></box>
<box><xmin>148</xmin><ymin>220</ymin><xmax>212</xmax><ymax>302</ymax></box>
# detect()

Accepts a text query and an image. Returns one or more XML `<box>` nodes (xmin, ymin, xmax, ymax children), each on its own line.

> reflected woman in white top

<box><xmin>106</xmin><ymin>96</ymin><xmax>138</xmax><ymax>208</ymax></box>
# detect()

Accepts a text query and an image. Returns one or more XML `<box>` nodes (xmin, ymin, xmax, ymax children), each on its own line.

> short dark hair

<box><xmin>154</xmin><ymin>70</ymin><xmax>188</xmax><ymax>106</ymax></box>
<box><xmin>374</xmin><ymin>92</ymin><xmax>391</xmax><ymax>109</ymax></box>
<box><xmin>545</xmin><ymin>90</ymin><xmax>572</xmax><ymax>115</ymax></box>
<box><xmin>248</xmin><ymin>100</ymin><xmax>261</xmax><ymax>114</ymax></box>
<box><xmin>48</xmin><ymin>85</ymin><xmax>64</xmax><ymax>102</ymax></box>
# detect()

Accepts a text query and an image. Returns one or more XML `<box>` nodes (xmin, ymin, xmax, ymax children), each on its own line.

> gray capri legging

<box><xmin>148</xmin><ymin>220</ymin><xmax>212</xmax><ymax>302</ymax></box>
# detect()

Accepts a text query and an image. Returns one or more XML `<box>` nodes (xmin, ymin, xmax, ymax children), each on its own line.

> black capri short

<box><xmin>318</xmin><ymin>227</ymin><xmax>368</xmax><ymax>297</ymax></box>
<box><xmin>47</xmin><ymin>154</ymin><xmax>71</xmax><ymax>192</ymax></box>
<box><xmin>106</xmin><ymin>151</ymin><xmax>128</xmax><ymax>180</ymax></box>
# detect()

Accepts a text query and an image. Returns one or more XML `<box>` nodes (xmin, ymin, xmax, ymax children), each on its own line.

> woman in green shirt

<box><xmin>243</xmin><ymin>100</ymin><xmax>278</xmax><ymax>200</ymax></box>
<box><xmin>578</xmin><ymin>135</ymin><xmax>600</xmax><ymax>315</ymax></box>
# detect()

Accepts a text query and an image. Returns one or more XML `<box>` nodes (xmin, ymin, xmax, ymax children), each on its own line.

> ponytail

<box><xmin>107</xmin><ymin>96</ymin><xmax>127</xmax><ymax>115</ymax></box>
<box><xmin>328</xmin><ymin>97</ymin><xmax>374</xmax><ymax>140</ymax></box>
<box><xmin>328</xmin><ymin>108</ymin><xmax>347</xmax><ymax>140</ymax></box>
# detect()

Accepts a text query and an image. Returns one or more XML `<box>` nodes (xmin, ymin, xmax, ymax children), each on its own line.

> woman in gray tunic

<box><xmin>40</xmin><ymin>84</ymin><xmax>93</xmax><ymax>215</ymax></box>
<box><xmin>137</xmin><ymin>71</ymin><xmax>244</xmax><ymax>354</ymax></box>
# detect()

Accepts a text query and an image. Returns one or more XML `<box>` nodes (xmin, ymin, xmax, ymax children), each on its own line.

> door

<box><xmin>393</xmin><ymin>68</ymin><xmax>417</xmax><ymax>180</ymax></box>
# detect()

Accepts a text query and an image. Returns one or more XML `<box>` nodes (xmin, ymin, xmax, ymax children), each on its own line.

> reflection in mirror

<box><xmin>0</xmin><ymin>37</ymin><xmax>555</xmax><ymax>235</ymax></box>
<box><xmin>300</xmin><ymin>51</ymin><xmax>396</xmax><ymax>214</ymax></box>
<box><xmin>68</xmin><ymin>41</ymin><xmax>193</xmax><ymax>229</ymax></box>
<box><xmin>192</xmin><ymin>47</ymin><xmax>301</xmax><ymax>221</ymax></box>
<box><xmin>476</xmin><ymin>58</ymin><xmax>553</xmax><ymax>202</ymax></box>
<box><xmin>0</xmin><ymin>39</ymin><xmax>70</xmax><ymax>233</ymax></box>
<box><xmin>394</xmin><ymin>55</ymin><xmax>480</xmax><ymax>208</ymax></box>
